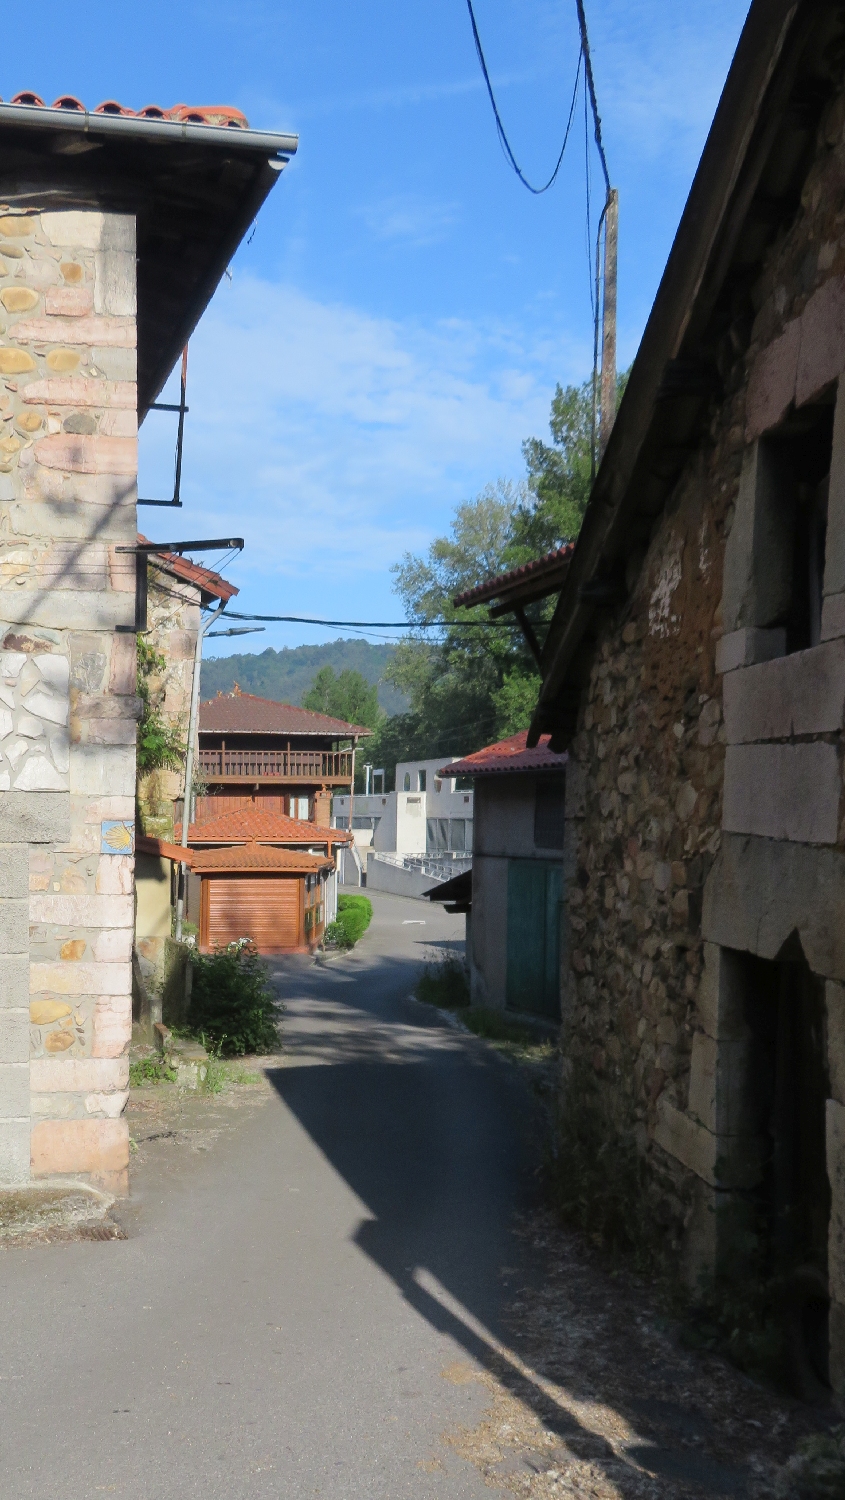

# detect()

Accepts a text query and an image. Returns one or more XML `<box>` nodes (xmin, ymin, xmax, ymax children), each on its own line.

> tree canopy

<box><xmin>304</xmin><ymin>373</ymin><xmax>627</xmax><ymax>784</ymax></box>
<box><xmin>302</xmin><ymin>665</ymin><xmax>381</xmax><ymax>730</ymax></box>
<box><xmin>361</xmin><ymin>378</ymin><xmax>597</xmax><ymax>781</ymax></box>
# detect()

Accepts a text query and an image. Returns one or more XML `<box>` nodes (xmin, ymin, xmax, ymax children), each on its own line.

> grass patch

<box><xmin>324</xmin><ymin>894</ymin><xmax>373</xmax><ymax>950</ymax></box>
<box><xmin>416</xmin><ymin>954</ymin><xmax>556</xmax><ymax>1067</ymax></box>
<box><xmin>417</xmin><ymin>952</ymin><xmax>470</xmax><ymax>1008</ymax></box>
<box><xmin>129</xmin><ymin>1057</ymin><xmax>177</xmax><ymax>1087</ymax></box>
<box><xmin>188</xmin><ymin>941</ymin><xmax>281</xmax><ymax>1056</ymax></box>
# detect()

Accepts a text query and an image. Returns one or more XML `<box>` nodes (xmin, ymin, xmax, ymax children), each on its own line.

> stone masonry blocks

<box><xmin>722</xmin><ymin>742</ymin><xmax>840</xmax><ymax>845</ymax></box>
<box><xmin>722</xmin><ymin>639</ymin><xmax>845</xmax><ymax>742</ymax></box>
<box><xmin>745</xmin><ymin>279</ymin><xmax>845</xmax><ymax>443</ymax></box>
<box><xmin>0</xmin><ymin>1120</ymin><xmax>31</xmax><ymax>1185</ymax></box>
<box><xmin>0</xmin><ymin>899</ymin><xmax>28</xmax><ymax>953</ymax></box>
<box><xmin>0</xmin><ymin>845</ymin><xmax>27</xmax><ymax>898</ymax></box>
<box><xmin>0</xmin><ymin>791</ymin><xmax>69</xmax><ymax>843</ymax></box>
<box><xmin>715</xmin><ymin>627</ymin><xmax>786</xmax><ymax>674</ymax></box>
<box><xmin>703</xmin><ymin>835</ymin><xmax>845</xmax><ymax>981</ymax></box>
<box><xmin>0</xmin><ymin>205</ymin><xmax>137</xmax><ymax>1191</ymax></box>
<box><xmin>695</xmin><ymin>944</ymin><xmax>748</xmax><ymax>1041</ymax></box>
<box><xmin>0</xmin><ymin>1013</ymin><xmax>30</xmax><ymax>1064</ymax></box>
<box><xmin>30</xmin><ymin>1117</ymin><xmax>129</xmax><ymax>1182</ymax></box>
<box><xmin>30</xmin><ymin>1058</ymin><xmax>129</xmax><ymax>1094</ymax></box>
<box><xmin>0</xmin><ymin>955</ymin><xmax>28</xmax><ymax>1009</ymax></box>
<box><xmin>0</xmin><ymin>1064</ymin><xmax>29</xmax><ymax>1117</ymax></box>
<box><xmin>653</xmin><ymin>1096</ymin><xmax>765</xmax><ymax>1191</ymax></box>
<box><xmin>821</xmin><ymin>591</ymin><xmax>845</xmax><ymax>641</ymax></box>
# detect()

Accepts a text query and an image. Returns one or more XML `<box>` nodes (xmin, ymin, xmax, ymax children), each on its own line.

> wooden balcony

<box><xmin>197</xmin><ymin>748</ymin><xmax>353</xmax><ymax>784</ymax></box>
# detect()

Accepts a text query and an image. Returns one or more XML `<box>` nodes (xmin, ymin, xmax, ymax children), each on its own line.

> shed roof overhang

<box><xmin>0</xmin><ymin>102</ymin><xmax>297</xmax><ymax>417</ymax></box>
<box><xmin>530</xmin><ymin>0</ymin><xmax>845</xmax><ymax>748</ymax></box>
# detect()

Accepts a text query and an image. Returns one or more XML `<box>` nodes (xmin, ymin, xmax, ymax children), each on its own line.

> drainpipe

<box><xmin>175</xmin><ymin>598</ymin><xmax>227</xmax><ymax>942</ymax></box>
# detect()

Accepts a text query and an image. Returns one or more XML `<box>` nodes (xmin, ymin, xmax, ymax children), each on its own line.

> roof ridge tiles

<box><xmin>441</xmin><ymin>729</ymin><xmax>567</xmax><ymax>778</ymax></box>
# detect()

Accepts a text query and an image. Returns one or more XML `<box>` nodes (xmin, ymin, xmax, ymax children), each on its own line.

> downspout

<box><xmin>175</xmin><ymin>598</ymin><xmax>227</xmax><ymax>942</ymax></box>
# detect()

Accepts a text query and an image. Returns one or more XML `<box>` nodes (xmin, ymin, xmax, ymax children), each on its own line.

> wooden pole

<box><xmin>599</xmin><ymin>188</ymin><xmax>618</xmax><ymax>459</ymax></box>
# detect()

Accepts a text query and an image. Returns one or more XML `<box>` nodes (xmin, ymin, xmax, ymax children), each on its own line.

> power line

<box><xmin>573</xmin><ymin>0</ymin><xmax>610</xmax><ymax>193</ymax></box>
<box><xmin>465</xmin><ymin>0</ymin><xmax>582</xmax><ymax>194</ymax></box>
<box><xmin>221</xmin><ymin>611</ymin><xmax>515</xmax><ymax>629</ymax></box>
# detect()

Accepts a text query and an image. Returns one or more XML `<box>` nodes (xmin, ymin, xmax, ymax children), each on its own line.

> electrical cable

<box><xmin>220</xmin><ymin>611</ymin><xmax>516</xmax><ymax>629</ymax></box>
<box><xmin>465</xmin><ymin>0</ymin><xmax>582</xmax><ymax>194</ymax></box>
<box><xmin>573</xmin><ymin>0</ymin><xmax>610</xmax><ymax>194</ymax></box>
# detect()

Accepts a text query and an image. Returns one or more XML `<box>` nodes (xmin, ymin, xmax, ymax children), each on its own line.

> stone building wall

<box><xmin>137</xmin><ymin>563</ymin><xmax>199</xmax><ymax>841</ymax></box>
<box><xmin>0</xmin><ymin>207</ymin><xmax>137</xmax><ymax>1194</ymax></box>
<box><xmin>561</xmin><ymin>81</ymin><xmax>845</xmax><ymax>1373</ymax></box>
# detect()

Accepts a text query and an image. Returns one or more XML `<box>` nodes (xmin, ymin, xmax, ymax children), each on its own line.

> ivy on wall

<box><xmin>136</xmin><ymin>636</ymin><xmax>185</xmax><ymax>773</ymax></box>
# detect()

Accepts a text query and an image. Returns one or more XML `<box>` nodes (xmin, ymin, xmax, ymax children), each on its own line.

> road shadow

<box><xmin>264</xmin><ymin>951</ymin><xmax>749</xmax><ymax>1496</ymax></box>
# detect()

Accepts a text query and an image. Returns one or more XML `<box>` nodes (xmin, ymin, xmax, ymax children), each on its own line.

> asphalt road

<box><xmin>0</xmin><ymin>889</ymin><xmax>543</xmax><ymax>1498</ymax></box>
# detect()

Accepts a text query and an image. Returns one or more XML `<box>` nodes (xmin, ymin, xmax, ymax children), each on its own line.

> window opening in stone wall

<box><xmin>418</xmin><ymin>769</ymin><xmax>427</xmax><ymax>792</ymax></box>
<box><xmin>534</xmin><ymin>774</ymin><xmax>566</xmax><ymax>850</ymax></box>
<box><xmin>765</xmin><ymin>401</ymin><xmax>833</xmax><ymax>653</ymax></box>
<box><xmin>738</xmin><ymin>946</ymin><xmax>831</xmax><ymax>1400</ymax></box>
<box><xmin>403</xmin><ymin>772</ymin><xmax>411</xmax><ymax>791</ymax></box>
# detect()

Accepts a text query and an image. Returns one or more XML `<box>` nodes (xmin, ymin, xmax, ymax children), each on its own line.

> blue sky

<box><xmin>24</xmin><ymin>0</ymin><xmax>750</xmax><ymax>654</ymax></box>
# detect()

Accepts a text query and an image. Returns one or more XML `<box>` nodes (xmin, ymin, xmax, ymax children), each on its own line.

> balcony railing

<box><xmin>198</xmin><ymin>749</ymin><xmax>353</xmax><ymax>782</ymax></box>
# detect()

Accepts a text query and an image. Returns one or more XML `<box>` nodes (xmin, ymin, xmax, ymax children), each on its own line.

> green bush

<box><xmin>331</xmin><ymin>894</ymin><xmax>372</xmax><ymax>947</ymax></box>
<box><xmin>188</xmin><ymin>941</ymin><xmax>281</xmax><ymax>1056</ymax></box>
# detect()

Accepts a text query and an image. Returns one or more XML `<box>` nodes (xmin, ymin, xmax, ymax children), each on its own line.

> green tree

<box><xmin>302</xmin><ymin>665</ymin><xmax>381</xmax><ymax>730</ymax></box>
<box><xmin>516</xmin><ymin>378</ymin><xmax>593</xmax><ymax>555</ymax></box>
<box><xmin>365</xmin><ymin>483</ymin><xmax>535</xmax><ymax>775</ymax></box>
<box><xmin>364</xmin><ymin>373</ymin><xmax>617</xmax><ymax>773</ymax></box>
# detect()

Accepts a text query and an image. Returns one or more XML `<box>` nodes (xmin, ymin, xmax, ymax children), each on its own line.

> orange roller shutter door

<box><xmin>203</xmin><ymin>875</ymin><xmax>301</xmax><ymax>953</ymax></box>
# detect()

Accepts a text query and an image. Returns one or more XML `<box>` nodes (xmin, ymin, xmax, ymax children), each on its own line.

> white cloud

<box><xmin>357</xmin><ymin>194</ymin><xmax>460</xmax><ymax>247</ymax></box>
<box><xmin>140</xmin><ymin>275</ymin><xmax>587</xmax><ymax>595</ymax></box>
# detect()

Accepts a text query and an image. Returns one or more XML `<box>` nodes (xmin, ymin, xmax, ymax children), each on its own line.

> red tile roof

<box><xmin>453</xmin><ymin>545</ymin><xmax>574</xmax><ymax>609</ymax></box>
<box><xmin>6</xmin><ymin>94</ymin><xmax>249</xmax><ymax>127</ymax></box>
<box><xmin>178</xmin><ymin>807</ymin><xmax>351</xmax><ymax>847</ymax></box>
<box><xmin>199</xmin><ymin>691</ymin><xmax>371</xmax><ymax>738</ymax></box>
<box><xmin>191</xmin><ymin>842</ymin><xmax>332</xmax><ymax>874</ymax></box>
<box><xmin>138</xmin><ymin>535</ymin><xmax>238</xmax><ymax>605</ymax></box>
<box><xmin>441</xmin><ymin>730</ymin><xmax>567</xmax><ymax>778</ymax></box>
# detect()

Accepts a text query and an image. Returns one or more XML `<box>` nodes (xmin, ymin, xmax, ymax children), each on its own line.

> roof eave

<box><xmin>0</xmin><ymin>102</ymin><xmax>298</xmax><ymax>156</ymax></box>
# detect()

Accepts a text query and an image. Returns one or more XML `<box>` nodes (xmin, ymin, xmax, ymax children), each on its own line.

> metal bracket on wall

<box><xmin>114</xmin><ymin>536</ymin><xmax>244</xmax><ymax>631</ymax></box>
<box><xmin>138</xmin><ymin>345</ymin><xmax>189</xmax><ymax>508</ymax></box>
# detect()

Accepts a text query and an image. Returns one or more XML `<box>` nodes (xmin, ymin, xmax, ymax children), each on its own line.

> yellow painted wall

<box><xmin>135</xmin><ymin>853</ymin><xmax>173</xmax><ymax>940</ymax></box>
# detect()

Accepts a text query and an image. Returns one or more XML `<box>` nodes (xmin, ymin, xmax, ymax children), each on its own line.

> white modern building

<box><xmin>332</xmin><ymin>758</ymin><xmax>473</xmax><ymax>856</ymax></box>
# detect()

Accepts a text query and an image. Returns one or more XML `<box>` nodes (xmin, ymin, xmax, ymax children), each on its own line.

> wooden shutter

<box><xmin>205</xmin><ymin>876</ymin><xmax>301</xmax><ymax>953</ymax></box>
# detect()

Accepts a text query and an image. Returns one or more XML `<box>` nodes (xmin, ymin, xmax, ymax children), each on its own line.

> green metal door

<box><xmin>505</xmin><ymin>859</ymin><xmax>562</xmax><ymax>1018</ymax></box>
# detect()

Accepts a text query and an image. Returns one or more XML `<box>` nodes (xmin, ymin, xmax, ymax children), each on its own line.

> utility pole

<box><xmin>599</xmin><ymin>187</ymin><xmax>618</xmax><ymax>459</ymax></box>
<box><xmin>174</xmin><ymin>598</ymin><xmax>226</xmax><ymax>942</ymax></box>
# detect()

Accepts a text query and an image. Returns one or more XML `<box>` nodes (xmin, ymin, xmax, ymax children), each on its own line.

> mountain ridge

<box><xmin>200</xmin><ymin>638</ymin><xmax>407</xmax><ymax>716</ymax></box>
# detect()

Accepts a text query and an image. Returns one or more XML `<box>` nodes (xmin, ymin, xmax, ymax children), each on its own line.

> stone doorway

<box><xmin>741</xmin><ymin>946</ymin><xmax>831</xmax><ymax>1398</ymax></box>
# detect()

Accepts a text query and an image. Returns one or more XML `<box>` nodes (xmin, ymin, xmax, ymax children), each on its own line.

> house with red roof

<box><xmin>197</xmin><ymin>688</ymin><xmax>371</xmax><ymax>827</ymax></box>
<box><xmin>175</xmin><ymin>805</ymin><xmax>350</xmax><ymax>952</ymax></box>
<box><xmin>430</xmin><ymin>731</ymin><xmax>568</xmax><ymax>1019</ymax></box>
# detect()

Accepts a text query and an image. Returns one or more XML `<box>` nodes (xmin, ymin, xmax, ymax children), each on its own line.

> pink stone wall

<box><xmin>0</xmin><ymin>207</ymin><xmax>137</xmax><ymax>1194</ymax></box>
